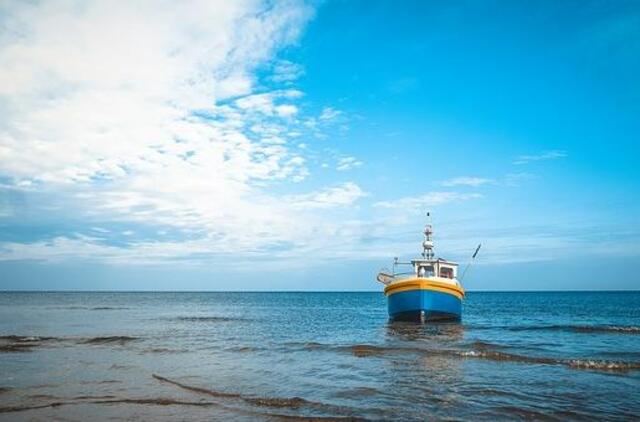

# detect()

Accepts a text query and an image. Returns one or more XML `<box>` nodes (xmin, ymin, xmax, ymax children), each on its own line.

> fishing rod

<box><xmin>460</xmin><ymin>243</ymin><xmax>482</xmax><ymax>282</ymax></box>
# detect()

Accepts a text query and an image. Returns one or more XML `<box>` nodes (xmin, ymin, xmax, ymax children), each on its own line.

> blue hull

<box><xmin>387</xmin><ymin>288</ymin><xmax>462</xmax><ymax>322</ymax></box>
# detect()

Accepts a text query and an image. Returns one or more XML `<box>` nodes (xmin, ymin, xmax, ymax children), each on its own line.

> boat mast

<box><xmin>422</xmin><ymin>212</ymin><xmax>434</xmax><ymax>260</ymax></box>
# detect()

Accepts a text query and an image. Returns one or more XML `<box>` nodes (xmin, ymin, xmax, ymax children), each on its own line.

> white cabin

<box><xmin>411</xmin><ymin>258</ymin><xmax>458</xmax><ymax>280</ymax></box>
<box><xmin>377</xmin><ymin>213</ymin><xmax>462</xmax><ymax>286</ymax></box>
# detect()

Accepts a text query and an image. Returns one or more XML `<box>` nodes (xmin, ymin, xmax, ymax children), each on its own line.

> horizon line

<box><xmin>1</xmin><ymin>289</ymin><xmax>638</xmax><ymax>293</ymax></box>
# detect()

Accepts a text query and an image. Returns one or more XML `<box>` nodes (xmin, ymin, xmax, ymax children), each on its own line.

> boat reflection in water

<box><xmin>385</xmin><ymin>320</ymin><xmax>465</xmax><ymax>342</ymax></box>
<box><xmin>383</xmin><ymin>320</ymin><xmax>466</xmax><ymax>402</ymax></box>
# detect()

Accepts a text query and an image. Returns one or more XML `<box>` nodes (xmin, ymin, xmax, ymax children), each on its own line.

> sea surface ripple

<box><xmin>0</xmin><ymin>291</ymin><xmax>639</xmax><ymax>421</ymax></box>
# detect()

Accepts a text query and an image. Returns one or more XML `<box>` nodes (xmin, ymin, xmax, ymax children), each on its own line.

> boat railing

<box><xmin>392</xmin><ymin>271</ymin><xmax>415</xmax><ymax>278</ymax></box>
<box><xmin>392</xmin><ymin>258</ymin><xmax>414</xmax><ymax>277</ymax></box>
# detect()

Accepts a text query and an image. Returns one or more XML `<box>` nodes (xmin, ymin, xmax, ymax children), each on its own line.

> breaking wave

<box><xmin>567</xmin><ymin>325</ymin><xmax>640</xmax><ymax>334</ymax></box>
<box><xmin>0</xmin><ymin>334</ymin><xmax>146</xmax><ymax>353</ymax></box>
<box><xmin>0</xmin><ymin>336</ymin><xmax>57</xmax><ymax>352</ymax></box>
<box><xmin>565</xmin><ymin>359</ymin><xmax>640</xmax><ymax>371</ymax></box>
<box><xmin>502</xmin><ymin>324</ymin><xmax>640</xmax><ymax>334</ymax></box>
<box><xmin>450</xmin><ymin>349</ymin><xmax>640</xmax><ymax>373</ymax></box>
<box><xmin>289</xmin><ymin>341</ymin><xmax>640</xmax><ymax>373</ymax></box>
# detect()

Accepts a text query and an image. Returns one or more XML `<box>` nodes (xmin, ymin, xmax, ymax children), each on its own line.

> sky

<box><xmin>0</xmin><ymin>0</ymin><xmax>639</xmax><ymax>291</ymax></box>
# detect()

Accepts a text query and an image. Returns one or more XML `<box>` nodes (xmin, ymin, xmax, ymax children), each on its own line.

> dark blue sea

<box><xmin>1</xmin><ymin>291</ymin><xmax>639</xmax><ymax>420</ymax></box>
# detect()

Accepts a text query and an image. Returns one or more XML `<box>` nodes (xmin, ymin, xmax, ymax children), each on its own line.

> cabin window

<box><xmin>440</xmin><ymin>267</ymin><xmax>454</xmax><ymax>279</ymax></box>
<box><xmin>419</xmin><ymin>266</ymin><xmax>434</xmax><ymax>277</ymax></box>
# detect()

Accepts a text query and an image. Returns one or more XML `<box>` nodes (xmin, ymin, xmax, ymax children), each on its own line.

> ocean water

<box><xmin>0</xmin><ymin>291</ymin><xmax>639</xmax><ymax>421</ymax></box>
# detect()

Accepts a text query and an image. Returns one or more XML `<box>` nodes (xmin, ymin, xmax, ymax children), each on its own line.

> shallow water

<box><xmin>0</xmin><ymin>291</ymin><xmax>639</xmax><ymax>420</ymax></box>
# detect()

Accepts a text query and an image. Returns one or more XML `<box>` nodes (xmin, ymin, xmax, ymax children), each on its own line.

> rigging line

<box><xmin>460</xmin><ymin>243</ymin><xmax>482</xmax><ymax>282</ymax></box>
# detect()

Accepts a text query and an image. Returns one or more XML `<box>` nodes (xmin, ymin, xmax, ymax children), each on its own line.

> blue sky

<box><xmin>0</xmin><ymin>0</ymin><xmax>638</xmax><ymax>290</ymax></box>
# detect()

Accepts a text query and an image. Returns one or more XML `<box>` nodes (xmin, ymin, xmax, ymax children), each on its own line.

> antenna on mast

<box><xmin>422</xmin><ymin>211</ymin><xmax>434</xmax><ymax>260</ymax></box>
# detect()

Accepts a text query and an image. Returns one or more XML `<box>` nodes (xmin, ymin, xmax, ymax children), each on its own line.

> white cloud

<box><xmin>275</xmin><ymin>104</ymin><xmax>298</xmax><ymax>117</ymax></box>
<box><xmin>270</xmin><ymin>60</ymin><xmax>304</xmax><ymax>83</ymax></box>
<box><xmin>235</xmin><ymin>90</ymin><xmax>301</xmax><ymax>116</ymax></box>
<box><xmin>288</xmin><ymin>182</ymin><xmax>367</xmax><ymax>209</ymax></box>
<box><xmin>319</xmin><ymin>106</ymin><xmax>342</xmax><ymax>121</ymax></box>
<box><xmin>0</xmin><ymin>1</ymin><xmax>354</xmax><ymax>262</ymax></box>
<box><xmin>0</xmin><ymin>0</ymin><xmax>315</xmax><ymax>194</ymax></box>
<box><xmin>336</xmin><ymin>156</ymin><xmax>363</xmax><ymax>171</ymax></box>
<box><xmin>441</xmin><ymin>177</ymin><xmax>493</xmax><ymax>187</ymax></box>
<box><xmin>373</xmin><ymin>192</ymin><xmax>482</xmax><ymax>210</ymax></box>
<box><xmin>513</xmin><ymin>150</ymin><xmax>567</xmax><ymax>165</ymax></box>
<box><xmin>441</xmin><ymin>174</ymin><xmax>535</xmax><ymax>188</ymax></box>
<box><xmin>0</xmin><ymin>1</ymin><xmax>409</xmax><ymax>269</ymax></box>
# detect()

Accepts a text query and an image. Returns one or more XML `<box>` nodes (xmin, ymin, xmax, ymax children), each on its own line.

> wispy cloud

<box><xmin>288</xmin><ymin>182</ymin><xmax>366</xmax><ymax>209</ymax></box>
<box><xmin>513</xmin><ymin>150</ymin><xmax>567</xmax><ymax>165</ymax></box>
<box><xmin>319</xmin><ymin>107</ymin><xmax>342</xmax><ymax>121</ymax></box>
<box><xmin>373</xmin><ymin>192</ymin><xmax>482</xmax><ymax>210</ymax></box>
<box><xmin>336</xmin><ymin>156</ymin><xmax>363</xmax><ymax>171</ymax></box>
<box><xmin>270</xmin><ymin>60</ymin><xmax>305</xmax><ymax>83</ymax></box>
<box><xmin>235</xmin><ymin>90</ymin><xmax>302</xmax><ymax>116</ymax></box>
<box><xmin>440</xmin><ymin>177</ymin><xmax>493</xmax><ymax>187</ymax></box>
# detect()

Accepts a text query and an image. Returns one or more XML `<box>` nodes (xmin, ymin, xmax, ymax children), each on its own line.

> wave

<box><xmin>81</xmin><ymin>336</ymin><xmax>138</xmax><ymax>345</ymax></box>
<box><xmin>348</xmin><ymin>344</ymin><xmax>391</xmax><ymax>357</ymax></box>
<box><xmin>290</xmin><ymin>341</ymin><xmax>640</xmax><ymax>373</ymax></box>
<box><xmin>565</xmin><ymin>359</ymin><xmax>640</xmax><ymax>371</ymax></box>
<box><xmin>468</xmin><ymin>340</ymin><xmax>511</xmax><ymax>350</ymax></box>
<box><xmin>345</xmin><ymin>344</ymin><xmax>426</xmax><ymax>357</ymax></box>
<box><xmin>225</xmin><ymin>346</ymin><xmax>256</xmax><ymax>353</ymax></box>
<box><xmin>109</xmin><ymin>364</ymin><xmax>134</xmax><ymax>370</ymax></box>
<box><xmin>152</xmin><ymin>374</ymin><xmax>241</xmax><ymax>398</ymax></box>
<box><xmin>142</xmin><ymin>347</ymin><xmax>188</xmax><ymax>354</ymax></box>
<box><xmin>1</xmin><ymin>334</ymin><xmax>141</xmax><ymax>352</ymax></box>
<box><xmin>91</xmin><ymin>307</ymin><xmax>129</xmax><ymax>311</ymax></box>
<box><xmin>457</xmin><ymin>350</ymin><xmax>557</xmax><ymax>365</ymax></box>
<box><xmin>0</xmin><ymin>335</ymin><xmax>56</xmax><ymax>342</ymax></box>
<box><xmin>0</xmin><ymin>397</ymin><xmax>216</xmax><ymax>414</ymax></box>
<box><xmin>358</xmin><ymin>345</ymin><xmax>640</xmax><ymax>373</ymax></box>
<box><xmin>152</xmin><ymin>374</ymin><xmax>359</xmax><ymax>416</ymax></box>
<box><xmin>296</xmin><ymin>341</ymin><xmax>325</xmax><ymax>350</ymax></box>
<box><xmin>79</xmin><ymin>379</ymin><xmax>122</xmax><ymax>385</ymax></box>
<box><xmin>244</xmin><ymin>396</ymin><xmax>309</xmax><ymax>408</ymax></box>
<box><xmin>332</xmin><ymin>387</ymin><xmax>380</xmax><ymax>399</ymax></box>
<box><xmin>0</xmin><ymin>392</ymin><xmax>367</xmax><ymax>420</ymax></box>
<box><xmin>53</xmin><ymin>306</ymin><xmax>88</xmax><ymax>310</ymax></box>
<box><xmin>47</xmin><ymin>306</ymin><xmax>129</xmax><ymax>310</ymax></box>
<box><xmin>568</xmin><ymin>325</ymin><xmax>640</xmax><ymax>334</ymax></box>
<box><xmin>0</xmin><ymin>335</ymin><xmax>57</xmax><ymax>352</ymax></box>
<box><xmin>286</xmin><ymin>342</ymin><xmax>419</xmax><ymax>357</ymax></box>
<box><xmin>502</xmin><ymin>324</ymin><xmax>640</xmax><ymax>334</ymax></box>
<box><xmin>175</xmin><ymin>316</ymin><xmax>248</xmax><ymax>322</ymax></box>
<box><xmin>457</xmin><ymin>350</ymin><xmax>640</xmax><ymax>373</ymax></box>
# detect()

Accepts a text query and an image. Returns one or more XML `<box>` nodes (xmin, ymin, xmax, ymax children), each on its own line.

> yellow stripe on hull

<box><xmin>384</xmin><ymin>277</ymin><xmax>465</xmax><ymax>300</ymax></box>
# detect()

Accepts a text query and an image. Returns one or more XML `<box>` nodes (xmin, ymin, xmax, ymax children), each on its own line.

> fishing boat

<box><xmin>376</xmin><ymin>214</ymin><xmax>479</xmax><ymax>322</ymax></box>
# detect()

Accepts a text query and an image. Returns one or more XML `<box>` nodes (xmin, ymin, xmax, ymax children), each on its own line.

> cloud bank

<box><xmin>0</xmin><ymin>0</ymin><xmax>370</xmax><ymax>265</ymax></box>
